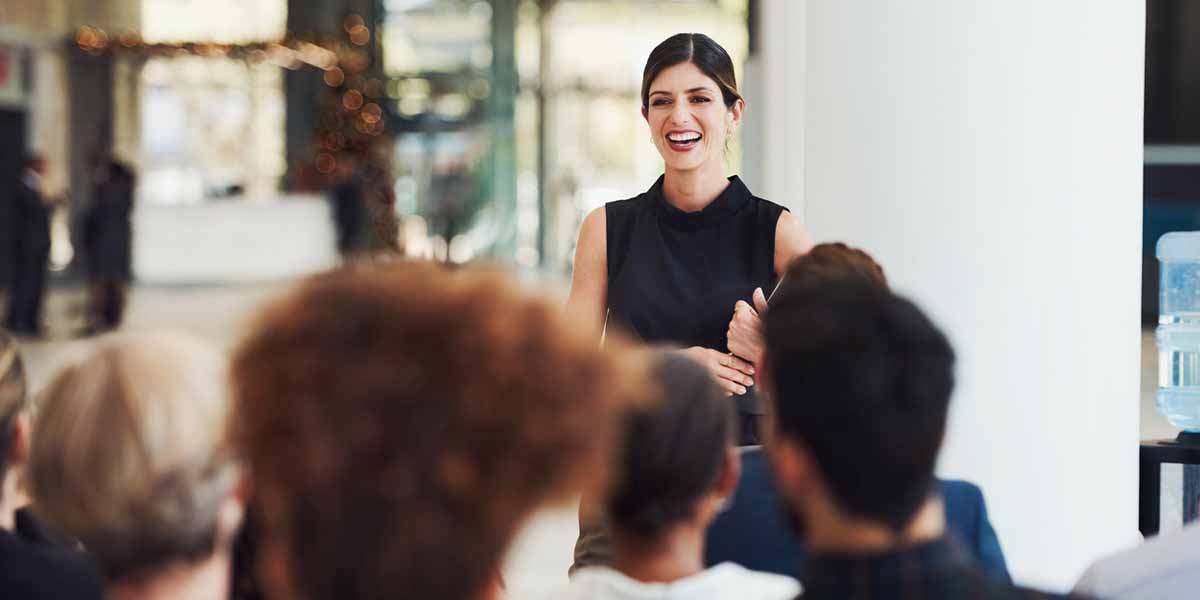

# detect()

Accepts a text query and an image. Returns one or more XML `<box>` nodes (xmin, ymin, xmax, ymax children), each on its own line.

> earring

<box><xmin>714</xmin><ymin>496</ymin><xmax>731</xmax><ymax>514</ymax></box>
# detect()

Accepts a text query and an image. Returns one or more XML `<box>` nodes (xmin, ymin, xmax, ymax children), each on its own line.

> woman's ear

<box><xmin>727</xmin><ymin>98</ymin><xmax>745</xmax><ymax>131</ymax></box>
<box><xmin>641</xmin><ymin>105</ymin><xmax>649</xmax><ymax>122</ymax></box>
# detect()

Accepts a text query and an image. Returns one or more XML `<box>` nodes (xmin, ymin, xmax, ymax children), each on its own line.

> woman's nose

<box><xmin>669</xmin><ymin>100</ymin><xmax>691</xmax><ymax>125</ymax></box>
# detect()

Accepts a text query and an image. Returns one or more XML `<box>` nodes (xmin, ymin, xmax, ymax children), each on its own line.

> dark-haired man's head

<box><xmin>606</xmin><ymin>352</ymin><xmax>740</xmax><ymax>549</ymax></box>
<box><xmin>0</xmin><ymin>331</ymin><xmax>31</xmax><ymax>530</ymax></box>
<box><xmin>762</xmin><ymin>276</ymin><xmax>955</xmax><ymax>548</ymax></box>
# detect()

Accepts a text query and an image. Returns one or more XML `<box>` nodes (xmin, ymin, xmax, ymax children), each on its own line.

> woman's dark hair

<box><xmin>606</xmin><ymin>351</ymin><xmax>734</xmax><ymax>539</ymax></box>
<box><xmin>641</xmin><ymin>33</ymin><xmax>742</xmax><ymax>110</ymax></box>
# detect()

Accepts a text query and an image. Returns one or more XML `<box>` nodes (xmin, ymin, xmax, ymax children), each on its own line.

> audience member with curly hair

<box><xmin>230</xmin><ymin>262</ymin><xmax>645</xmax><ymax>600</ymax></box>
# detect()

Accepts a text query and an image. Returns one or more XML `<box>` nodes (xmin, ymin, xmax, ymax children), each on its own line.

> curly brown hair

<box><xmin>784</xmin><ymin>242</ymin><xmax>887</xmax><ymax>290</ymax></box>
<box><xmin>230</xmin><ymin>262</ymin><xmax>644</xmax><ymax>600</ymax></box>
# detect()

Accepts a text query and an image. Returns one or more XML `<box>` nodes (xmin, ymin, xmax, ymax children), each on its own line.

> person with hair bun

<box><xmin>556</xmin><ymin>352</ymin><xmax>799</xmax><ymax>600</ymax></box>
<box><xmin>567</xmin><ymin>32</ymin><xmax>811</xmax><ymax>446</ymax></box>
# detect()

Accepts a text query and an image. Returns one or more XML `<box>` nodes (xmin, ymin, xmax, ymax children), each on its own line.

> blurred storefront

<box><xmin>2</xmin><ymin>0</ymin><xmax>752</xmax><ymax>281</ymax></box>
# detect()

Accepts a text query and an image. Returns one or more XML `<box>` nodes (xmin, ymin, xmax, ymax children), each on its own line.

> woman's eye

<box><xmin>652</xmin><ymin>99</ymin><xmax>670</xmax><ymax>107</ymax></box>
<box><xmin>691</xmin><ymin>96</ymin><xmax>711</xmax><ymax>103</ymax></box>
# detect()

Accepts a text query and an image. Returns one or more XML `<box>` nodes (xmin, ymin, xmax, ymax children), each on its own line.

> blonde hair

<box><xmin>28</xmin><ymin>332</ymin><xmax>237</xmax><ymax>581</ymax></box>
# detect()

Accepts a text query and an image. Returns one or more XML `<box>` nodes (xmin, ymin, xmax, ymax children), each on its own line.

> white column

<box><xmin>28</xmin><ymin>46</ymin><xmax>70</xmax><ymax>195</ymax></box>
<box><xmin>112</xmin><ymin>57</ymin><xmax>142</xmax><ymax>166</ymax></box>
<box><xmin>752</xmin><ymin>0</ymin><xmax>805</xmax><ymax>211</ymax></box>
<box><xmin>760</xmin><ymin>0</ymin><xmax>1144</xmax><ymax>590</ymax></box>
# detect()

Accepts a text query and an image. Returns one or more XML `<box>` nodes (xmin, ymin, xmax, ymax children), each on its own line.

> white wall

<box><xmin>759</xmin><ymin>0</ymin><xmax>1144</xmax><ymax>590</ymax></box>
<box><xmin>752</xmin><ymin>0</ymin><xmax>806</xmax><ymax>209</ymax></box>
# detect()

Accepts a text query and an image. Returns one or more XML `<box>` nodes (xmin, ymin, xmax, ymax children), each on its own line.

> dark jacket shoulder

<box><xmin>0</xmin><ymin>511</ymin><xmax>105</xmax><ymax>600</ymax></box>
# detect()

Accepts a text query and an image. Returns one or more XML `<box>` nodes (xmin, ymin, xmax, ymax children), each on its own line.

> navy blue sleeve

<box><xmin>940</xmin><ymin>479</ymin><xmax>1011</xmax><ymax>582</ymax></box>
<box><xmin>972</xmin><ymin>485</ymin><xmax>1011</xmax><ymax>582</ymax></box>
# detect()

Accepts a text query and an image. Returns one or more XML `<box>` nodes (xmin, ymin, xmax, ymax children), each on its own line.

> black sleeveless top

<box><xmin>605</xmin><ymin>175</ymin><xmax>787</xmax><ymax>443</ymax></box>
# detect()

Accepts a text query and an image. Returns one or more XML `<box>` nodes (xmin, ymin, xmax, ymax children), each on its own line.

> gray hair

<box><xmin>28</xmin><ymin>332</ymin><xmax>238</xmax><ymax>582</ymax></box>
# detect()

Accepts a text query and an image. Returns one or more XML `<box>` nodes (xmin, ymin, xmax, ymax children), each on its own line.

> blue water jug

<box><xmin>1157</xmin><ymin>232</ymin><xmax>1200</xmax><ymax>431</ymax></box>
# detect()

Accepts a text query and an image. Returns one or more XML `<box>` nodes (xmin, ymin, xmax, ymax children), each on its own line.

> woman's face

<box><xmin>643</xmin><ymin>62</ymin><xmax>742</xmax><ymax>173</ymax></box>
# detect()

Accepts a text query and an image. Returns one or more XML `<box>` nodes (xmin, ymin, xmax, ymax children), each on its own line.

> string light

<box><xmin>342</xmin><ymin>89</ymin><xmax>365</xmax><ymax>111</ymax></box>
<box><xmin>343</xmin><ymin>14</ymin><xmax>365</xmax><ymax>33</ymax></box>
<box><xmin>348</xmin><ymin>25</ymin><xmax>370</xmax><ymax>46</ymax></box>
<box><xmin>72</xmin><ymin>26</ymin><xmax>346</xmax><ymax>71</ymax></box>
<box><xmin>324</xmin><ymin>66</ymin><xmax>345</xmax><ymax>87</ymax></box>
<box><xmin>70</xmin><ymin>16</ymin><xmax>390</xmax><ymax>186</ymax></box>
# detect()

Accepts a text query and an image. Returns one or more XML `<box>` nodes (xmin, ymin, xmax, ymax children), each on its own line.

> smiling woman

<box><xmin>566</xmin><ymin>32</ymin><xmax>812</xmax><ymax>447</ymax></box>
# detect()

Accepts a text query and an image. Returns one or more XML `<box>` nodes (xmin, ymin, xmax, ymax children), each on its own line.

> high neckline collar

<box><xmin>651</xmin><ymin>175</ymin><xmax>751</xmax><ymax>230</ymax></box>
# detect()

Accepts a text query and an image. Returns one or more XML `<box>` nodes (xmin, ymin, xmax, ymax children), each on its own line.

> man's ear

<box><xmin>714</xmin><ymin>445</ymin><xmax>742</xmax><ymax>500</ymax></box>
<box><xmin>7</xmin><ymin>410</ymin><xmax>31</xmax><ymax>467</ymax></box>
<box><xmin>765</xmin><ymin>433</ymin><xmax>818</xmax><ymax>505</ymax></box>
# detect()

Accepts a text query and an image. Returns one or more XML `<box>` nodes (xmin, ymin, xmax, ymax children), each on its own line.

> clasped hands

<box><xmin>682</xmin><ymin>287</ymin><xmax>769</xmax><ymax>396</ymax></box>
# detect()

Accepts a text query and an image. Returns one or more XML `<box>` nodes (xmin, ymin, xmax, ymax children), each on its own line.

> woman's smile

<box><xmin>666</xmin><ymin>130</ymin><xmax>703</xmax><ymax>152</ymax></box>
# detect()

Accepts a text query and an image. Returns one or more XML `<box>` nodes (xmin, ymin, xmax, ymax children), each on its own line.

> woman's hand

<box><xmin>682</xmin><ymin>346</ymin><xmax>756</xmax><ymax>396</ymax></box>
<box><xmin>726</xmin><ymin>287</ymin><xmax>770</xmax><ymax>365</ymax></box>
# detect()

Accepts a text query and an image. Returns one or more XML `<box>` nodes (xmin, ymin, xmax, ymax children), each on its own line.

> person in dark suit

<box><xmin>5</xmin><ymin>155</ymin><xmax>53</xmax><ymax>336</ymax></box>
<box><xmin>0</xmin><ymin>330</ymin><xmax>104</xmax><ymax>599</ymax></box>
<box><xmin>82</xmin><ymin>159</ymin><xmax>135</xmax><ymax>333</ymax></box>
<box><xmin>706</xmin><ymin>447</ymin><xmax>1010</xmax><ymax>581</ymax></box>
<box><xmin>330</xmin><ymin>156</ymin><xmax>366</xmax><ymax>260</ymax></box>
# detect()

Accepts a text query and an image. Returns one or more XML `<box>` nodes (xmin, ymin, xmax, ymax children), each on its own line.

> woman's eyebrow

<box><xmin>649</xmin><ymin>86</ymin><xmax>715</xmax><ymax>96</ymax></box>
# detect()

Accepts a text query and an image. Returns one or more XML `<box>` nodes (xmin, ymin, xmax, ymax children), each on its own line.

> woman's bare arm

<box><xmin>774</xmin><ymin>210</ymin><xmax>813</xmax><ymax>275</ymax></box>
<box><xmin>565</xmin><ymin>207</ymin><xmax>608</xmax><ymax>339</ymax></box>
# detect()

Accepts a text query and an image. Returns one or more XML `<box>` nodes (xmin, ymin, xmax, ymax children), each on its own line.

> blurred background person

<box><xmin>28</xmin><ymin>332</ymin><xmax>243</xmax><ymax>600</ymax></box>
<box><xmin>329</xmin><ymin>153</ymin><xmax>366</xmax><ymax>261</ymax></box>
<box><xmin>229</xmin><ymin>263</ymin><xmax>643</xmax><ymax>600</ymax></box>
<box><xmin>0</xmin><ymin>330</ymin><xmax>104</xmax><ymax>599</ymax></box>
<box><xmin>1074</xmin><ymin>517</ymin><xmax>1199</xmax><ymax>599</ymax></box>
<box><xmin>5</xmin><ymin>154</ymin><xmax>55</xmax><ymax>337</ymax></box>
<box><xmin>83</xmin><ymin>159</ymin><xmax>136</xmax><ymax>334</ymax></box>
<box><xmin>429</xmin><ymin>159</ymin><xmax>474</xmax><ymax>254</ymax></box>
<box><xmin>557</xmin><ymin>352</ymin><xmax>799</xmax><ymax>600</ymax></box>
